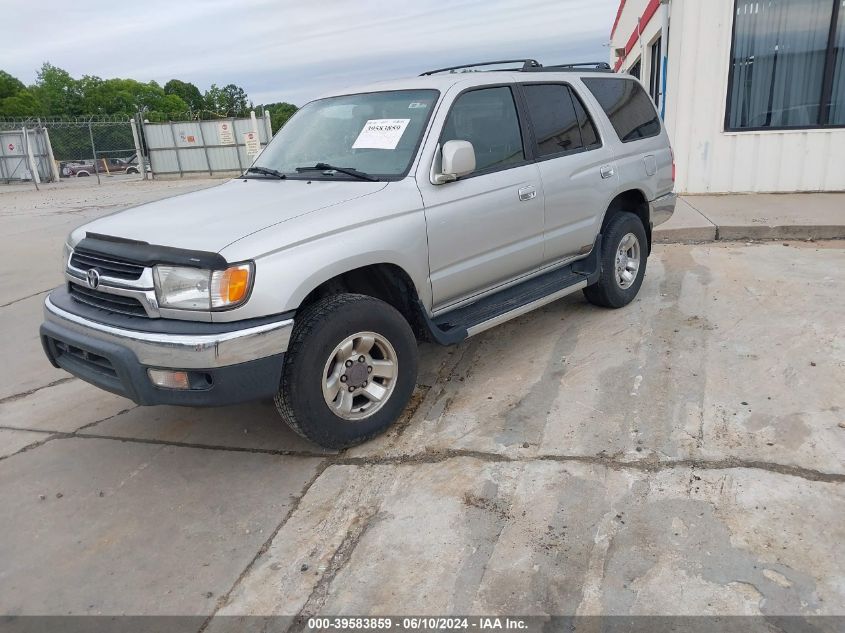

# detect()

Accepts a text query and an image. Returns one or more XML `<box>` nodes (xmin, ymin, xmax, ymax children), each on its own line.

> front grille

<box><xmin>68</xmin><ymin>282</ymin><xmax>148</xmax><ymax>317</ymax></box>
<box><xmin>70</xmin><ymin>248</ymin><xmax>144</xmax><ymax>280</ymax></box>
<box><xmin>52</xmin><ymin>339</ymin><xmax>117</xmax><ymax>378</ymax></box>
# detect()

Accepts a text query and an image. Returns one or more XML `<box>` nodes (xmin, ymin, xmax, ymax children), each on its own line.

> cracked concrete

<box><xmin>0</xmin><ymin>178</ymin><xmax>843</xmax><ymax>618</ymax></box>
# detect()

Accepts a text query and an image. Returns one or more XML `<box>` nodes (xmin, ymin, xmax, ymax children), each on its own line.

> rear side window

<box><xmin>441</xmin><ymin>86</ymin><xmax>525</xmax><ymax>173</ymax></box>
<box><xmin>582</xmin><ymin>78</ymin><xmax>661</xmax><ymax>143</ymax></box>
<box><xmin>572</xmin><ymin>92</ymin><xmax>600</xmax><ymax>148</ymax></box>
<box><xmin>522</xmin><ymin>84</ymin><xmax>583</xmax><ymax>157</ymax></box>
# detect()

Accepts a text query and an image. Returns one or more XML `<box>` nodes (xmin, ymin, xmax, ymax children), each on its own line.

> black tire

<box><xmin>583</xmin><ymin>211</ymin><xmax>648</xmax><ymax>309</ymax></box>
<box><xmin>274</xmin><ymin>293</ymin><xmax>418</xmax><ymax>449</ymax></box>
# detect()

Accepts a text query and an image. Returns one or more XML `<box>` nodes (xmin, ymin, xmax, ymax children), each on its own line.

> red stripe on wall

<box><xmin>610</xmin><ymin>0</ymin><xmax>628</xmax><ymax>38</ymax></box>
<box><xmin>613</xmin><ymin>0</ymin><xmax>662</xmax><ymax>71</ymax></box>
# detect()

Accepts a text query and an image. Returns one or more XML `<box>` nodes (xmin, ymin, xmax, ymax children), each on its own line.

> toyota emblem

<box><xmin>86</xmin><ymin>268</ymin><xmax>100</xmax><ymax>289</ymax></box>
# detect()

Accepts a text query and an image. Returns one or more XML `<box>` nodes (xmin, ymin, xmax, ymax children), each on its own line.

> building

<box><xmin>610</xmin><ymin>0</ymin><xmax>845</xmax><ymax>193</ymax></box>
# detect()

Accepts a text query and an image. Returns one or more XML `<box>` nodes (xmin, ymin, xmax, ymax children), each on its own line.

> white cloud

<box><xmin>2</xmin><ymin>0</ymin><xmax>617</xmax><ymax>105</ymax></box>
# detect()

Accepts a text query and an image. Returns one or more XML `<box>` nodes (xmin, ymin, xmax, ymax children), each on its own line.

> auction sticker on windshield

<box><xmin>353</xmin><ymin>118</ymin><xmax>410</xmax><ymax>150</ymax></box>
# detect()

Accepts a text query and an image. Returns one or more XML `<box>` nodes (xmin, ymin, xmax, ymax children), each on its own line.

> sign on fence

<box><xmin>244</xmin><ymin>131</ymin><xmax>261</xmax><ymax>158</ymax></box>
<box><xmin>217</xmin><ymin>121</ymin><xmax>235</xmax><ymax>145</ymax></box>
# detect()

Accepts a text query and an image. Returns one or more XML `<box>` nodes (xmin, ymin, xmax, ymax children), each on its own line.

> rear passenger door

<box><xmin>419</xmin><ymin>85</ymin><xmax>545</xmax><ymax>310</ymax></box>
<box><xmin>518</xmin><ymin>82</ymin><xmax>618</xmax><ymax>267</ymax></box>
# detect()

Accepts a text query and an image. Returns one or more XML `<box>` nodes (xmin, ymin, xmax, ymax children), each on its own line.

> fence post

<box><xmin>22</xmin><ymin>127</ymin><xmax>40</xmax><ymax>190</ymax></box>
<box><xmin>195</xmin><ymin>120</ymin><xmax>213</xmax><ymax>176</ymax></box>
<box><xmin>130</xmin><ymin>117</ymin><xmax>147</xmax><ymax>180</ymax></box>
<box><xmin>42</xmin><ymin>126</ymin><xmax>61</xmax><ymax>183</ymax></box>
<box><xmin>263</xmin><ymin>110</ymin><xmax>273</xmax><ymax>140</ymax></box>
<box><xmin>88</xmin><ymin>121</ymin><xmax>101</xmax><ymax>185</ymax></box>
<box><xmin>168</xmin><ymin>121</ymin><xmax>184</xmax><ymax>178</ymax></box>
<box><xmin>231</xmin><ymin>117</ymin><xmax>244</xmax><ymax>174</ymax></box>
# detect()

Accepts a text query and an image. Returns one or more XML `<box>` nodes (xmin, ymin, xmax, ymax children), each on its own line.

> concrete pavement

<box><xmin>0</xmin><ymin>178</ymin><xmax>843</xmax><ymax>619</ymax></box>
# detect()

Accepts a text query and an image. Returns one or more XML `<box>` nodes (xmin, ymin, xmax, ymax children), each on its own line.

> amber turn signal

<box><xmin>211</xmin><ymin>264</ymin><xmax>253</xmax><ymax>308</ymax></box>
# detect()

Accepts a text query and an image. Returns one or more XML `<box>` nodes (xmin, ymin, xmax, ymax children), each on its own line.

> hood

<box><xmin>72</xmin><ymin>178</ymin><xmax>388</xmax><ymax>253</ymax></box>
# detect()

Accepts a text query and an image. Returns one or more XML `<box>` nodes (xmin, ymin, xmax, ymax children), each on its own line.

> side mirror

<box><xmin>434</xmin><ymin>140</ymin><xmax>476</xmax><ymax>184</ymax></box>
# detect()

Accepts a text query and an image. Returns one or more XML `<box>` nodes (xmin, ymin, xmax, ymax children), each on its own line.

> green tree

<box><xmin>221</xmin><ymin>84</ymin><xmax>249</xmax><ymax>117</ymax></box>
<box><xmin>164</xmin><ymin>79</ymin><xmax>204</xmax><ymax>112</ymax></box>
<box><xmin>31</xmin><ymin>62</ymin><xmax>82</xmax><ymax>115</ymax></box>
<box><xmin>259</xmin><ymin>102</ymin><xmax>298</xmax><ymax>133</ymax></box>
<box><xmin>0</xmin><ymin>90</ymin><xmax>39</xmax><ymax>117</ymax></box>
<box><xmin>204</xmin><ymin>83</ymin><xmax>250</xmax><ymax>117</ymax></box>
<box><xmin>0</xmin><ymin>70</ymin><xmax>25</xmax><ymax>100</ymax></box>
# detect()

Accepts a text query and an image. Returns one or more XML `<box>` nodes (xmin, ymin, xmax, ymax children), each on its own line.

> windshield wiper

<box><xmin>295</xmin><ymin>163</ymin><xmax>379</xmax><ymax>182</ymax></box>
<box><xmin>244</xmin><ymin>166</ymin><xmax>286</xmax><ymax>179</ymax></box>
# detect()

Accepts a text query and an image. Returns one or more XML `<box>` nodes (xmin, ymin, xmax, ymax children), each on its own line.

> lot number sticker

<box><xmin>352</xmin><ymin>119</ymin><xmax>410</xmax><ymax>150</ymax></box>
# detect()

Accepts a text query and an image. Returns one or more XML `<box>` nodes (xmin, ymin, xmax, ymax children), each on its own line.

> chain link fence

<box><xmin>1</xmin><ymin>110</ymin><xmax>277</xmax><ymax>185</ymax></box>
<box><xmin>0</xmin><ymin>116</ymin><xmax>144</xmax><ymax>185</ymax></box>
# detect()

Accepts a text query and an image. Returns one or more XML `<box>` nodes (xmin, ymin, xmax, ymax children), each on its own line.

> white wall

<box><xmin>611</xmin><ymin>0</ymin><xmax>664</xmax><ymax>86</ymax></box>
<box><xmin>612</xmin><ymin>0</ymin><xmax>845</xmax><ymax>194</ymax></box>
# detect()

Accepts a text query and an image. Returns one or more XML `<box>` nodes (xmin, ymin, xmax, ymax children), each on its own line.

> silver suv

<box><xmin>41</xmin><ymin>60</ymin><xmax>675</xmax><ymax>448</ymax></box>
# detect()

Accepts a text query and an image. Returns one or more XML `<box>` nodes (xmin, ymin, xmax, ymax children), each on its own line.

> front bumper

<box><xmin>41</xmin><ymin>295</ymin><xmax>293</xmax><ymax>406</ymax></box>
<box><xmin>650</xmin><ymin>192</ymin><xmax>677</xmax><ymax>227</ymax></box>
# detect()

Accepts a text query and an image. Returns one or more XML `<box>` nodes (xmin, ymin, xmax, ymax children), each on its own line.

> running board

<box><xmin>420</xmin><ymin>235</ymin><xmax>602</xmax><ymax>345</ymax></box>
<box><xmin>465</xmin><ymin>278</ymin><xmax>588</xmax><ymax>336</ymax></box>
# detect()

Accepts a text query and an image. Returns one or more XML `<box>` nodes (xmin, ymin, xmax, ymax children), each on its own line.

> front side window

<box><xmin>583</xmin><ymin>78</ymin><xmax>661</xmax><ymax>142</ymax></box>
<box><xmin>522</xmin><ymin>84</ymin><xmax>601</xmax><ymax>157</ymax></box>
<box><xmin>727</xmin><ymin>0</ymin><xmax>845</xmax><ymax>130</ymax></box>
<box><xmin>253</xmin><ymin>89</ymin><xmax>438</xmax><ymax>178</ymax></box>
<box><xmin>440</xmin><ymin>87</ymin><xmax>525</xmax><ymax>174</ymax></box>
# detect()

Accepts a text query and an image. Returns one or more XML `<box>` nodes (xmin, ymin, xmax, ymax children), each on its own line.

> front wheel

<box><xmin>583</xmin><ymin>211</ymin><xmax>648</xmax><ymax>309</ymax></box>
<box><xmin>275</xmin><ymin>293</ymin><xmax>418</xmax><ymax>449</ymax></box>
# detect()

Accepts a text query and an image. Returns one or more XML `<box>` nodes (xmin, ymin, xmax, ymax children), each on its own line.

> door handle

<box><xmin>600</xmin><ymin>164</ymin><xmax>616</xmax><ymax>179</ymax></box>
<box><xmin>518</xmin><ymin>186</ymin><xmax>537</xmax><ymax>201</ymax></box>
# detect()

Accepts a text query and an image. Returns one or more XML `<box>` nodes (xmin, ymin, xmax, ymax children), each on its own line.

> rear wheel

<box><xmin>584</xmin><ymin>211</ymin><xmax>648</xmax><ymax>308</ymax></box>
<box><xmin>275</xmin><ymin>293</ymin><xmax>418</xmax><ymax>449</ymax></box>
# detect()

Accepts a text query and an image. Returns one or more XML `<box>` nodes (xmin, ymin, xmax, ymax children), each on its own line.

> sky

<box><xmin>2</xmin><ymin>0</ymin><xmax>619</xmax><ymax>106</ymax></box>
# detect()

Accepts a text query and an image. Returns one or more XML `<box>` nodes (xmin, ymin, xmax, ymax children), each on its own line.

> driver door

<box><xmin>417</xmin><ymin>85</ymin><xmax>545</xmax><ymax>311</ymax></box>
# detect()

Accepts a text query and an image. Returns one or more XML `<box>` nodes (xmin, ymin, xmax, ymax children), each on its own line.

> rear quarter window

<box><xmin>582</xmin><ymin>78</ymin><xmax>661</xmax><ymax>143</ymax></box>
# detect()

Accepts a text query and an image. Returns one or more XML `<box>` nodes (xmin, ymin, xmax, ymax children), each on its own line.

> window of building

<box><xmin>521</xmin><ymin>84</ymin><xmax>600</xmax><ymax>157</ymax></box>
<box><xmin>726</xmin><ymin>0</ymin><xmax>845</xmax><ymax>130</ymax></box>
<box><xmin>582</xmin><ymin>78</ymin><xmax>662</xmax><ymax>143</ymax></box>
<box><xmin>629</xmin><ymin>59</ymin><xmax>642</xmax><ymax>80</ymax></box>
<box><xmin>830</xmin><ymin>0</ymin><xmax>845</xmax><ymax>124</ymax></box>
<box><xmin>440</xmin><ymin>87</ymin><xmax>525</xmax><ymax>174</ymax></box>
<box><xmin>649</xmin><ymin>37</ymin><xmax>663</xmax><ymax>105</ymax></box>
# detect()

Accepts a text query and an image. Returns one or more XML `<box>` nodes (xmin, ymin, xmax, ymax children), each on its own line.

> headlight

<box><xmin>153</xmin><ymin>263</ymin><xmax>253</xmax><ymax>310</ymax></box>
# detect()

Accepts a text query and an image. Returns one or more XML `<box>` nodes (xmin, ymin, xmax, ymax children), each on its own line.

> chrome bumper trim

<box><xmin>43</xmin><ymin>297</ymin><xmax>293</xmax><ymax>369</ymax></box>
<box><xmin>650</xmin><ymin>192</ymin><xmax>677</xmax><ymax>228</ymax></box>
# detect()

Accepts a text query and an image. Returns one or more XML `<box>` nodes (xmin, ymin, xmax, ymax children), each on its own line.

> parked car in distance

<box><xmin>41</xmin><ymin>59</ymin><xmax>675</xmax><ymax>449</ymax></box>
<box><xmin>61</xmin><ymin>155</ymin><xmax>146</xmax><ymax>177</ymax></box>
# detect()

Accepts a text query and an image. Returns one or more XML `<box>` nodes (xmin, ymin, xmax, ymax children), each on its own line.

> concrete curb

<box><xmin>653</xmin><ymin>194</ymin><xmax>845</xmax><ymax>243</ymax></box>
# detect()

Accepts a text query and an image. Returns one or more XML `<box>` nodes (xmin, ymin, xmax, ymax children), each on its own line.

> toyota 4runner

<box><xmin>41</xmin><ymin>60</ymin><xmax>676</xmax><ymax>449</ymax></box>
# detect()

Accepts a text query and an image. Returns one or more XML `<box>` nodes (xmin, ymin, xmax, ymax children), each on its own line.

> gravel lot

<box><xmin>0</xmin><ymin>178</ymin><xmax>843</xmax><ymax>621</ymax></box>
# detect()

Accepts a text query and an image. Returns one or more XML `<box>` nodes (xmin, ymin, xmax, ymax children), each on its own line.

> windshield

<box><xmin>253</xmin><ymin>89</ymin><xmax>439</xmax><ymax>179</ymax></box>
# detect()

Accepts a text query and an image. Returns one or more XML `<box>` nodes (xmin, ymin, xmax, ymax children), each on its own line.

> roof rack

<box><xmin>419</xmin><ymin>60</ymin><xmax>613</xmax><ymax>76</ymax></box>
<box><xmin>535</xmin><ymin>62</ymin><xmax>613</xmax><ymax>73</ymax></box>
<box><xmin>420</xmin><ymin>59</ymin><xmax>542</xmax><ymax>76</ymax></box>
